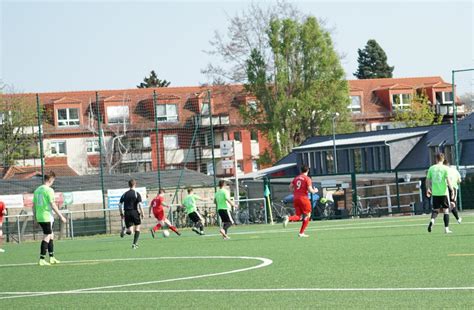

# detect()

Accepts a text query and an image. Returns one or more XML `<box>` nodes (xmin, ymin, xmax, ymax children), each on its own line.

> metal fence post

<box><xmin>17</xmin><ymin>215</ymin><xmax>21</xmax><ymax>243</ymax></box>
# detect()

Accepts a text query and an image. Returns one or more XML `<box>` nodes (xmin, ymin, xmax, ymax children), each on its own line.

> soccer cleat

<box><xmin>132</xmin><ymin>244</ymin><xmax>139</xmax><ymax>249</ymax></box>
<box><xmin>192</xmin><ymin>227</ymin><xmax>201</xmax><ymax>235</ymax></box>
<box><xmin>120</xmin><ymin>227</ymin><xmax>126</xmax><ymax>238</ymax></box>
<box><xmin>457</xmin><ymin>217</ymin><xmax>462</xmax><ymax>224</ymax></box>
<box><xmin>0</xmin><ymin>248</ymin><xmax>5</xmax><ymax>253</ymax></box>
<box><xmin>427</xmin><ymin>222</ymin><xmax>433</xmax><ymax>233</ymax></box>
<box><xmin>223</xmin><ymin>236</ymin><xmax>231</xmax><ymax>240</ymax></box>
<box><xmin>176</xmin><ymin>231</ymin><xmax>181</xmax><ymax>236</ymax></box>
<box><xmin>298</xmin><ymin>233</ymin><xmax>309</xmax><ymax>238</ymax></box>
<box><xmin>49</xmin><ymin>257</ymin><xmax>61</xmax><ymax>264</ymax></box>
<box><xmin>150</xmin><ymin>228</ymin><xmax>155</xmax><ymax>239</ymax></box>
<box><xmin>199</xmin><ymin>231</ymin><xmax>205</xmax><ymax>235</ymax></box>
<box><xmin>219</xmin><ymin>228</ymin><xmax>228</xmax><ymax>239</ymax></box>
<box><xmin>445</xmin><ymin>228</ymin><xmax>453</xmax><ymax>234</ymax></box>
<box><xmin>39</xmin><ymin>259</ymin><xmax>51</xmax><ymax>266</ymax></box>
<box><xmin>283</xmin><ymin>216</ymin><xmax>289</xmax><ymax>228</ymax></box>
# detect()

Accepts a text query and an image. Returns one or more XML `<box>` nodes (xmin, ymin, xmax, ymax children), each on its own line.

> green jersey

<box><xmin>215</xmin><ymin>188</ymin><xmax>230</xmax><ymax>210</ymax></box>
<box><xmin>447</xmin><ymin>166</ymin><xmax>461</xmax><ymax>190</ymax></box>
<box><xmin>33</xmin><ymin>185</ymin><xmax>55</xmax><ymax>222</ymax></box>
<box><xmin>183</xmin><ymin>194</ymin><xmax>200</xmax><ymax>214</ymax></box>
<box><xmin>426</xmin><ymin>163</ymin><xmax>449</xmax><ymax>196</ymax></box>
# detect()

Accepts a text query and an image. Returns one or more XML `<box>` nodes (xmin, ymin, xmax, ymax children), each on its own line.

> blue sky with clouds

<box><xmin>1</xmin><ymin>0</ymin><xmax>472</xmax><ymax>93</ymax></box>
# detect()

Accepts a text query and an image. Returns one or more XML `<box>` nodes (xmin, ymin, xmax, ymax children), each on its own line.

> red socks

<box><xmin>169</xmin><ymin>225</ymin><xmax>180</xmax><ymax>235</ymax></box>
<box><xmin>288</xmin><ymin>215</ymin><xmax>301</xmax><ymax>221</ymax></box>
<box><xmin>299</xmin><ymin>217</ymin><xmax>310</xmax><ymax>234</ymax></box>
<box><xmin>153</xmin><ymin>224</ymin><xmax>162</xmax><ymax>232</ymax></box>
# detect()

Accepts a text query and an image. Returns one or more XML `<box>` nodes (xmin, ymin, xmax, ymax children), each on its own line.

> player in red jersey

<box><xmin>283</xmin><ymin>165</ymin><xmax>318</xmax><ymax>237</ymax></box>
<box><xmin>0</xmin><ymin>200</ymin><xmax>6</xmax><ymax>253</ymax></box>
<box><xmin>149</xmin><ymin>189</ymin><xmax>180</xmax><ymax>238</ymax></box>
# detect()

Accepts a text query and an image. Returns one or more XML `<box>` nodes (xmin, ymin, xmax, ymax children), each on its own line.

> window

<box><xmin>0</xmin><ymin>111</ymin><xmax>12</xmax><ymax>125</ymax></box>
<box><xmin>201</xmin><ymin>103</ymin><xmax>210</xmax><ymax>115</ymax></box>
<box><xmin>156</xmin><ymin>104</ymin><xmax>178</xmax><ymax>122</ymax></box>
<box><xmin>353</xmin><ymin>149</ymin><xmax>362</xmax><ymax>172</ymax></box>
<box><xmin>234</xmin><ymin>131</ymin><xmax>241</xmax><ymax>142</ymax></box>
<box><xmin>220</xmin><ymin>115</ymin><xmax>230</xmax><ymax>124</ymax></box>
<box><xmin>107</xmin><ymin>106</ymin><xmax>129</xmax><ymax>124</ymax></box>
<box><xmin>57</xmin><ymin>108</ymin><xmax>80</xmax><ymax>127</ymax></box>
<box><xmin>51</xmin><ymin>141</ymin><xmax>66</xmax><ymax>155</ymax></box>
<box><xmin>237</xmin><ymin>161</ymin><xmax>243</xmax><ymax>173</ymax></box>
<box><xmin>252</xmin><ymin>160</ymin><xmax>258</xmax><ymax>172</ymax></box>
<box><xmin>325</xmin><ymin>150</ymin><xmax>334</xmax><ymax>174</ymax></box>
<box><xmin>86</xmin><ymin>140</ymin><xmax>99</xmax><ymax>153</ymax></box>
<box><xmin>436</xmin><ymin>91</ymin><xmax>453</xmax><ymax>104</ymax></box>
<box><xmin>143</xmin><ymin>137</ymin><xmax>151</xmax><ymax>148</ymax></box>
<box><xmin>348</xmin><ymin>96</ymin><xmax>361</xmax><ymax>113</ymax></box>
<box><xmin>250</xmin><ymin>131</ymin><xmax>258</xmax><ymax>142</ymax></box>
<box><xmin>206</xmin><ymin>162</ymin><xmax>214</xmax><ymax>176</ymax></box>
<box><xmin>376</xmin><ymin>125</ymin><xmax>389</xmax><ymax>131</ymax></box>
<box><xmin>392</xmin><ymin>93</ymin><xmax>412</xmax><ymax>110</ymax></box>
<box><xmin>248</xmin><ymin>100</ymin><xmax>257</xmax><ymax>111</ymax></box>
<box><xmin>163</xmin><ymin>134</ymin><xmax>178</xmax><ymax>150</ymax></box>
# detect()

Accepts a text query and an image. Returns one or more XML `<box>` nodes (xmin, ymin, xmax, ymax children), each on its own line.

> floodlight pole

<box><xmin>332</xmin><ymin>112</ymin><xmax>339</xmax><ymax>174</ymax></box>
<box><xmin>451</xmin><ymin>68</ymin><xmax>474</xmax><ymax>212</ymax></box>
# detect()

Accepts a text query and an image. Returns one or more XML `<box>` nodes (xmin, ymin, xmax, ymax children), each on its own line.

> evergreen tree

<box><xmin>137</xmin><ymin>70</ymin><xmax>170</xmax><ymax>88</ymax></box>
<box><xmin>354</xmin><ymin>39</ymin><xmax>394</xmax><ymax>79</ymax></box>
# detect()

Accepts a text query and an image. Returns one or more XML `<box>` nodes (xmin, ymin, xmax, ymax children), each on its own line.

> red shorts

<box><xmin>293</xmin><ymin>196</ymin><xmax>311</xmax><ymax>216</ymax></box>
<box><xmin>153</xmin><ymin>210</ymin><xmax>165</xmax><ymax>221</ymax></box>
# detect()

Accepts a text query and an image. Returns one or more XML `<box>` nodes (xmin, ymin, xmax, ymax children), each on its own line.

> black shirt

<box><xmin>119</xmin><ymin>189</ymin><xmax>142</xmax><ymax>211</ymax></box>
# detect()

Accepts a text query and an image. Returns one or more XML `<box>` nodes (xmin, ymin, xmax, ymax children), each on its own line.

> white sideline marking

<box><xmin>0</xmin><ymin>256</ymin><xmax>272</xmax><ymax>300</ymax></box>
<box><xmin>2</xmin><ymin>287</ymin><xmax>473</xmax><ymax>295</ymax></box>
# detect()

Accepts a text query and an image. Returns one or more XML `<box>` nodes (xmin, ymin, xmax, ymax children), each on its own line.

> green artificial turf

<box><xmin>1</xmin><ymin>214</ymin><xmax>473</xmax><ymax>309</ymax></box>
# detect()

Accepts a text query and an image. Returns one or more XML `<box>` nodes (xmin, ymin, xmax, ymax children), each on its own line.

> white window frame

<box><xmin>443</xmin><ymin>91</ymin><xmax>453</xmax><ymax>104</ymax></box>
<box><xmin>201</xmin><ymin>102</ymin><xmax>210</xmax><ymax>115</ymax></box>
<box><xmin>248</xmin><ymin>100</ymin><xmax>257</xmax><ymax>111</ymax></box>
<box><xmin>252</xmin><ymin>160</ymin><xmax>258</xmax><ymax>172</ymax></box>
<box><xmin>392</xmin><ymin>93</ymin><xmax>412</xmax><ymax>110</ymax></box>
<box><xmin>348</xmin><ymin>96</ymin><xmax>361</xmax><ymax>113</ymax></box>
<box><xmin>107</xmin><ymin>106</ymin><xmax>129</xmax><ymax>124</ymax></box>
<box><xmin>163</xmin><ymin>134</ymin><xmax>178</xmax><ymax>150</ymax></box>
<box><xmin>156</xmin><ymin>104</ymin><xmax>178</xmax><ymax>123</ymax></box>
<box><xmin>57</xmin><ymin>108</ymin><xmax>80</xmax><ymax>127</ymax></box>
<box><xmin>50</xmin><ymin>141</ymin><xmax>66</xmax><ymax>156</ymax></box>
<box><xmin>86</xmin><ymin>139</ymin><xmax>99</xmax><ymax>153</ymax></box>
<box><xmin>143</xmin><ymin>137</ymin><xmax>151</xmax><ymax>148</ymax></box>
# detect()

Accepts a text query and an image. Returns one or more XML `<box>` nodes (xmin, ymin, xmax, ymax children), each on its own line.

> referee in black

<box><xmin>118</xmin><ymin>179</ymin><xmax>144</xmax><ymax>249</ymax></box>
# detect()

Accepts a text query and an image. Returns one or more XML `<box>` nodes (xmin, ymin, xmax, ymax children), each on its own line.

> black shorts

<box><xmin>449</xmin><ymin>188</ymin><xmax>457</xmax><ymax>203</ymax></box>
<box><xmin>124</xmin><ymin>210</ymin><xmax>141</xmax><ymax>228</ymax></box>
<box><xmin>188</xmin><ymin>211</ymin><xmax>202</xmax><ymax>223</ymax></box>
<box><xmin>432</xmin><ymin>196</ymin><xmax>449</xmax><ymax>209</ymax></box>
<box><xmin>218</xmin><ymin>209</ymin><xmax>233</xmax><ymax>223</ymax></box>
<box><xmin>38</xmin><ymin>222</ymin><xmax>53</xmax><ymax>235</ymax></box>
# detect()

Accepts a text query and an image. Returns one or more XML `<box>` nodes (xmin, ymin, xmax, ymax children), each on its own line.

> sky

<box><xmin>1</xmin><ymin>0</ymin><xmax>473</xmax><ymax>94</ymax></box>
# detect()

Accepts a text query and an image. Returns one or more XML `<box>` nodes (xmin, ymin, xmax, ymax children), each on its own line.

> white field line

<box><xmin>0</xmin><ymin>256</ymin><xmax>272</xmax><ymax>300</ymax></box>
<box><xmin>201</xmin><ymin>221</ymin><xmax>474</xmax><ymax>238</ymax></box>
<box><xmin>2</xmin><ymin>287</ymin><xmax>474</xmax><ymax>295</ymax></box>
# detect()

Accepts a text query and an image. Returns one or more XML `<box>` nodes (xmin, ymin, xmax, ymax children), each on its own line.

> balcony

<box><xmin>121</xmin><ymin>151</ymin><xmax>152</xmax><ymax>163</ymax></box>
<box><xmin>436</xmin><ymin>104</ymin><xmax>465</xmax><ymax>116</ymax></box>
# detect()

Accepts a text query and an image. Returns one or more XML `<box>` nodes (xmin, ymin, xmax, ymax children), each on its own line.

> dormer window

<box><xmin>201</xmin><ymin>102</ymin><xmax>210</xmax><ymax>115</ymax></box>
<box><xmin>57</xmin><ymin>108</ymin><xmax>80</xmax><ymax>127</ymax></box>
<box><xmin>107</xmin><ymin>106</ymin><xmax>129</xmax><ymax>124</ymax></box>
<box><xmin>436</xmin><ymin>91</ymin><xmax>453</xmax><ymax>104</ymax></box>
<box><xmin>156</xmin><ymin>104</ymin><xmax>178</xmax><ymax>122</ymax></box>
<box><xmin>348</xmin><ymin>96</ymin><xmax>361</xmax><ymax>113</ymax></box>
<box><xmin>248</xmin><ymin>100</ymin><xmax>257</xmax><ymax>111</ymax></box>
<box><xmin>392</xmin><ymin>93</ymin><xmax>412</xmax><ymax>110</ymax></box>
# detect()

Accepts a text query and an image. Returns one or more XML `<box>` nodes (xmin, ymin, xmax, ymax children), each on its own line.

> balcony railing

<box><xmin>121</xmin><ymin>151</ymin><xmax>152</xmax><ymax>162</ymax></box>
<box><xmin>436</xmin><ymin>104</ymin><xmax>465</xmax><ymax>116</ymax></box>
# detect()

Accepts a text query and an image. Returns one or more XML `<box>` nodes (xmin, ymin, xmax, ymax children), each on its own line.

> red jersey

<box><xmin>151</xmin><ymin>196</ymin><xmax>165</xmax><ymax>220</ymax></box>
<box><xmin>0</xmin><ymin>201</ymin><xmax>5</xmax><ymax>223</ymax></box>
<box><xmin>291</xmin><ymin>174</ymin><xmax>312</xmax><ymax>199</ymax></box>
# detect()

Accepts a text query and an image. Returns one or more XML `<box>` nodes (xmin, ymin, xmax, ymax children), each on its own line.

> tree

<box><xmin>394</xmin><ymin>91</ymin><xmax>442</xmax><ymax>127</ymax></box>
<box><xmin>0</xmin><ymin>85</ymin><xmax>39</xmax><ymax>168</ymax></box>
<box><xmin>354</xmin><ymin>39</ymin><xmax>394</xmax><ymax>79</ymax></box>
<box><xmin>202</xmin><ymin>0</ymin><xmax>304</xmax><ymax>84</ymax></box>
<box><xmin>137</xmin><ymin>70</ymin><xmax>170</xmax><ymax>88</ymax></box>
<box><xmin>243</xmin><ymin>17</ymin><xmax>353</xmax><ymax>160</ymax></box>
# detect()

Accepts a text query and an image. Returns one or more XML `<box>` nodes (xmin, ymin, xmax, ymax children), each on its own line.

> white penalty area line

<box><xmin>0</xmin><ymin>256</ymin><xmax>272</xmax><ymax>300</ymax></box>
<box><xmin>3</xmin><ymin>287</ymin><xmax>474</xmax><ymax>295</ymax></box>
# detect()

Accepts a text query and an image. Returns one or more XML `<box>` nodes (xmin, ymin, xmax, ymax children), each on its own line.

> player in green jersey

<box><xmin>444</xmin><ymin>159</ymin><xmax>462</xmax><ymax>224</ymax></box>
<box><xmin>33</xmin><ymin>171</ymin><xmax>67</xmax><ymax>266</ymax></box>
<box><xmin>215</xmin><ymin>180</ymin><xmax>235</xmax><ymax>240</ymax></box>
<box><xmin>426</xmin><ymin>153</ymin><xmax>454</xmax><ymax>233</ymax></box>
<box><xmin>182</xmin><ymin>187</ymin><xmax>207</xmax><ymax>235</ymax></box>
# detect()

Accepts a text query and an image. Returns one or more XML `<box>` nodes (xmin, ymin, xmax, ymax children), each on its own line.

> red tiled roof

<box><xmin>1</xmin><ymin>165</ymin><xmax>79</xmax><ymax>180</ymax></box>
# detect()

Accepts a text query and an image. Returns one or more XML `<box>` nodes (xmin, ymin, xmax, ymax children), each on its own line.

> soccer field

<box><xmin>1</xmin><ymin>214</ymin><xmax>473</xmax><ymax>309</ymax></box>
